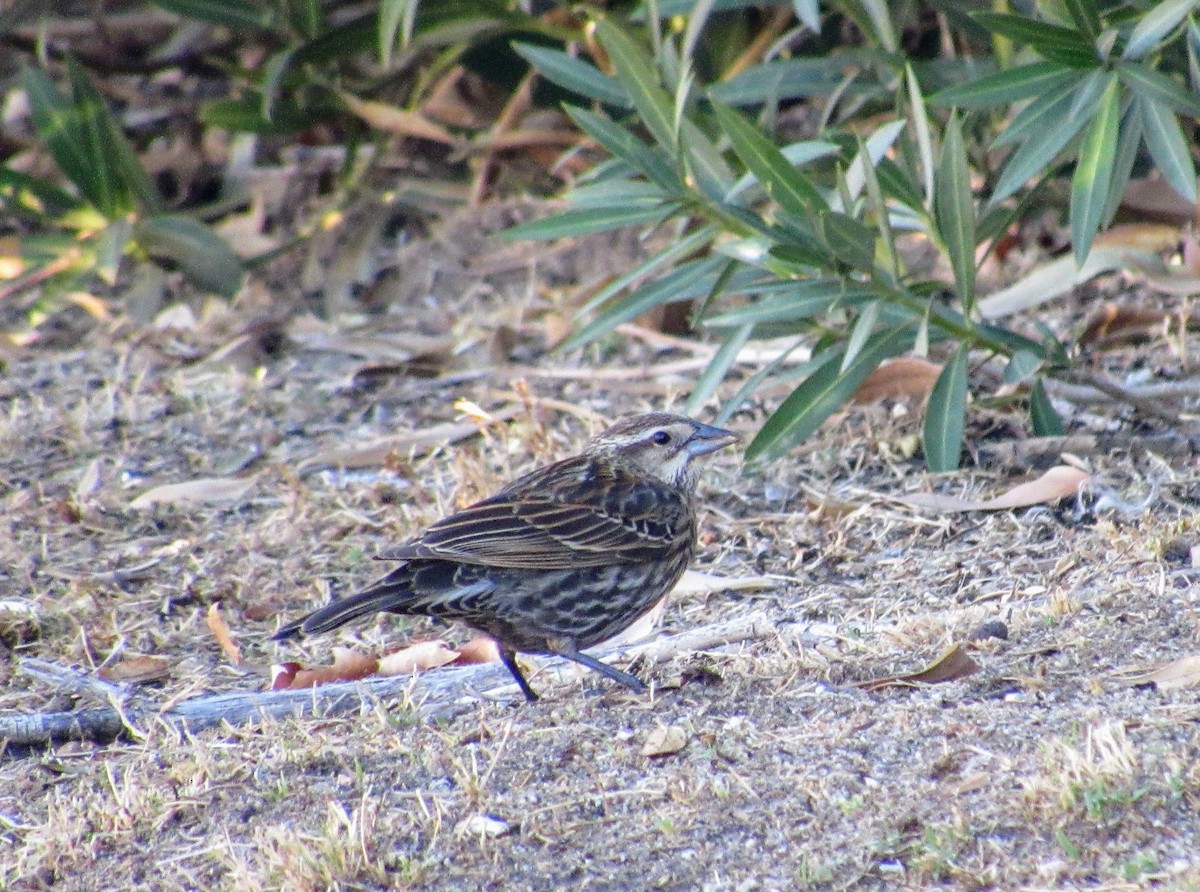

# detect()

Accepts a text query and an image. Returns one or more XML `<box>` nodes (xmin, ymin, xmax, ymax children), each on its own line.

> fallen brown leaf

<box><xmin>899</xmin><ymin>466</ymin><xmax>1090</xmax><ymax>513</ymax></box>
<box><xmin>853</xmin><ymin>357</ymin><xmax>943</xmax><ymax>403</ymax></box>
<box><xmin>641</xmin><ymin>725</ymin><xmax>688</xmax><ymax>757</ymax></box>
<box><xmin>1122</xmin><ymin>655</ymin><xmax>1200</xmax><ymax>691</ymax></box>
<box><xmin>276</xmin><ymin>647</ymin><xmax>379</xmax><ymax>689</ymax></box>
<box><xmin>129</xmin><ymin>477</ymin><xmax>254</xmax><ymax>510</ymax></box>
<box><xmin>856</xmin><ymin>643</ymin><xmax>981</xmax><ymax>691</ymax></box>
<box><xmin>98</xmin><ymin>655</ymin><xmax>173</xmax><ymax>685</ymax></box>
<box><xmin>453</xmin><ymin>638</ymin><xmax>500</xmax><ymax>665</ymax></box>
<box><xmin>377</xmin><ymin>640</ymin><xmax>461</xmax><ymax>676</ymax></box>
<box><xmin>207</xmin><ymin>603</ymin><xmax>244</xmax><ymax>668</ymax></box>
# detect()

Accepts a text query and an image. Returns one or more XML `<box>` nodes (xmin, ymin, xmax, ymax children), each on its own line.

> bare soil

<box><xmin>1</xmin><ymin>207</ymin><xmax>1198</xmax><ymax>891</ymax></box>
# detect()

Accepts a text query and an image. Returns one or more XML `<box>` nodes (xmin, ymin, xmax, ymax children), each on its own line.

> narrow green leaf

<box><xmin>711</xmin><ymin>101</ymin><xmax>824</xmax><ymax>213</ymax></box>
<box><xmin>503</xmin><ymin>203</ymin><xmax>676</xmax><ymax>241</ymax></box>
<box><xmin>564</xmin><ymin>107</ymin><xmax>681</xmax><ymax>194</ymax></box>
<box><xmin>815</xmin><ymin>211</ymin><xmax>875</xmax><ymax>269</ymax></box>
<box><xmin>841</xmin><ymin>301</ymin><xmax>880</xmax><ymax>372</ymax></box>
<box><xmin>577</xmin><ymin>225</ymin><xmax>717</xmax><ymax>315</ymax></box>
<box><xmin>1139</xmin><ymin>95</ymin><xmax>1198</xmax><ymax>201</ymax></box>
<box><xmin>0</xmin><ymin>167</ymin><xmax>83</xmax><ymax>220</ymax></box>
<box><xmin>922</xmin><ymin>344</ymin><xmax>969</xmax><ymax>472</ymax></box>
<box><xmin>990</xmin><ymin>87</ymin><xmax>1092</xmax><ymax>205</ymax></box>
<box><xmin>905</xmin><ymin>64</ymin><xmax>935</xmax><ymax>206</ymax></box>
<box><xmin>686</xmin><ymin>322</ymin><xmax>752</xmax><ymax>413</ymax></box>
<box><xmin>1117</xmin><ymin>61</ymin><xmax>1200</xmax><ymax>117</ymax></box>
<box><xmin>1003</xmin><ymin>349</ymin><xmax>1044</xmax><ymax>384</ymax></box>
<box><xmin>934</xmin><ymin>114</ymin><xmax>976</xmax><ymax>311</ymax></box>
<box><xmin>594</xmin><ymin>18</ymin><xmax>676</xmax><ymax>150</ymax></box>
<box><xmin>1029</xmin><ymin>378</ymin><xmax>1065</xmax><ymax>435</ymax></box>
<box><xmin>1062</xmin><ymin>0</ymin><xmax>1102</xmax><ymax>39</ymax></box>
<box><xmin>701</xmin><ymin>280</ymin><xmax>874</xmax><ymax>327</ymax></box>
<box><xmin>514</xmin><ymin>44</ymin><xmax>632</xmax><ymax>108</ymax></box>
<box><xmin>680</xmin><ymin>117</ymin><xmax>736</xmax><ymax>202</ymax></box>
<box><xmin>709</xmin><ymin>56</ymin><xmax>855</xmax><ymax>106</ymax></box>
<box><xmin>929</xmin><ymin>61</ymin><xmax>1074</xmax><ymax>108</ymax></box>
<box><xmin>745</xmin><ymin>325</ymin><xmax>915</xmax><ymax>463</ymax></box>
<box><xmin>146</xmin><ymin>0</ymin><xmax>275</xmax><ymax>29</ymax></box>
<box><xmin>1071</xmin><ymin>74</ymin><xmax>1121</xmax><ymax>263</ymax></box>
<box><xmin>972</xmin><ymin>12</ymin><xmax>1098</xmax><ymax>68</ymax></box>
<box><xmin>260</xmin><ymin>47</ymin><xmax>299</xmax><ymax>123</ymax></box>
<box><xmin>134</xmin><ymin>214</ymin><xmax>243</xmax><ymax>297</ymax></box>
<box><xmin>22</xmin><ymin>68</ymin><xmax>109</xmax><ymax>214</ymax></box>
<box><xmin>561</xmin><ymin>255</ymin><xmax>729</xmax><ymax>351</ymax></box>
<box><xmin>379</xmin><ymin>0</ymin><xmax>418</xmax><ymax>65</ymax></box>
<box><xmin>1123</xmin><ymin>0</ymin><xmax>1199</xmax><ymax>60</ymax></box>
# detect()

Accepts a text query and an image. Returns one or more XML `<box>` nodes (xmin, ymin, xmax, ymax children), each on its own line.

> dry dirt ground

<box><xmin>1</xmin><ymin>209</ymin><xmax>1199</xmax><ymax>891</ymax></box>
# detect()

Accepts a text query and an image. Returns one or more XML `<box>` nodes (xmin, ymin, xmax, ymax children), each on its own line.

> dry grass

<box><xmin>2</xmin><ymin>216</ymin><xmax>1200</xmax><ymax>891</ymax></box>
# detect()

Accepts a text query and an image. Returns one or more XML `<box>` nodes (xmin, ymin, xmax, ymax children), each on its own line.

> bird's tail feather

<box><xmin>272</xmin><ymin>581</ymin><xmax>416</xmax><ymax>640</ymax></box>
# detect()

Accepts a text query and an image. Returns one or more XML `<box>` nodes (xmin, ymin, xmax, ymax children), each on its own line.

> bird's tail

<box><xmin>272</xmin><ymin>577</ymin><xmax>416</xmax><ymax>641</ymax></box>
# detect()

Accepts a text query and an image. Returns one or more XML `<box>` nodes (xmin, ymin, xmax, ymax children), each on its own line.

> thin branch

<box><xmin>1</xmin><ymin>613</ymin><xmax>774</xmax><ymax>749</ymax></box>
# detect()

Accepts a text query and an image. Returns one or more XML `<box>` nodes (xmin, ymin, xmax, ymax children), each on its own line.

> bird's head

<box><xmin>588</xmin><ymin>413</ymin><xmax>740</xmax><ymax>488</ymax></box>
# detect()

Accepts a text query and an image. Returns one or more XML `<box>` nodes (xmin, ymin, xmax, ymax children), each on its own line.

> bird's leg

<box><xmin>551</xmin><ymin>640</ymin><xmax>648</xmax><ymax>694</ymax></box>
<box><xmin>498</xmin><ymin>644</ymin><xmax>539</xmax><ymax>702</ymax></box>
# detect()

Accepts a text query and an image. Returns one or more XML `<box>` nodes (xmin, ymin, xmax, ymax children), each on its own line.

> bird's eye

<box><xmin>651</xmin><ymin>430</ymin><xmax>672</xmax><ymax>446</ymax></box>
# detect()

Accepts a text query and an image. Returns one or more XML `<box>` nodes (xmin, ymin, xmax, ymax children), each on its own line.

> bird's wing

<box><xmin>380</xmin><ymin>481</ymin><xmax>692</xmax><ymax>569</ymax></box>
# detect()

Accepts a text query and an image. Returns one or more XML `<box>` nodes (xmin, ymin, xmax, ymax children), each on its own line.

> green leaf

<box><xmin>22</xmin><ymin>67</ymin><xmax>116</xmax><ymax>216</ymax></box>
<box><xmin>972</xmin><ymin>12</ymin><xmax>1099</xmax><ymax>68</ymax></box>
<box><xmin>146</xmin><ymin>0</ymin><xmax>275</xmax><ymax>29</ymax></box>
<box><xmin>502</xmin><ymin>203</ymin><xmax>675</xmax><ymax>240</ymax></box>
<box><xmin>989</xmin><ymin>86</ymin><xmax>1092</xmax><ymax>205</ymax></box>
<box><xmin>1117</xmin><ymin>61</ymin><xmax>1200</xmax><ymax>117</ymax></box>
<box><xmin>200</xmin><ymin>95</ymin><xmax>338</xmax><ymax>134</ymax></box>
<box><xmin>561</xmin><ymin>255</ymin><xmax>730</xmax><ymax>351</ymax></box>
<box><xmin>577</xmin><ymin>226</ymin><xmax>717</xmax><ymax>315</ymax></box>
<box><xmin>841</xmin><ymin>300</ymin><xmax>881</xmax><ymax>371</ymax></box>
<box><xmin>565</xmin><ymin>107</ymin><xmax>681</xmax><ymax>194</ymax></box>
<box><xmin>680</xmin><ymin>117</ymin><xmax>736</xmax><ymax>202</ymax></box>
<box><xmin>1071</xmin><ymin>74</ymin><xmax>1121</xmax><ymax>262</ymax></box>
<box><xmin>686</xmin><ymin>322</ymin><xmax>752</xmax><ymax>413</ymax></box>
<box><xmin>1029</xmin><ymin>378</ymin><xmax>1065</xmax><ymax>435</ymax></box>
<box><xmin>929</xmin><ymin>61</ymin><xmax>1075</xmax><ymax>108</ymax></box>
<box><xmin>134</xmin><ymin>214</ymin><xmax>243</xmax><ymax>297</ymax></box>
<box><xmin>815</xmin><ymin>211</ymin><xmax>875</xmax><ymax>269</ymax></box>
<box><xmin>905</xmin><ymin>63</ymin><xmax>935</xmax><ymax>206</ymax></box>
<box><xmin>922</xmin><ymin>344</ymin><xmax>969</xmax><ymax>472</ymax></box>
<box><xmin>992</xmin><ymin>71</ymin><xmax>1085</xmax><ymax>148</ymax></box>
<box><xmin>1123</xmin><ymin>0</ymin><xmax>1199</xmax><ymax>60</ymax></box>
<box><xmin>701</xmin><ymin>280</ymin><xmax>874</xmax><ymax>327</ymax></box>
<box><xmin>745</xmin><ymin>324</ymin><xmax>916</xmax><ymax>463</ymax></box>
<box><xmin>1062</xmin><ymin>0</ymin><xmax>1102</xmax><ymax>39</ymax></box>
<box><xmin>711</xmin><ymin>101</ymin><xmax>825</xmax><ymax>213</ymax></box>
<box><xmin>594</xmin><ymin>19</ymin><xmax>676</xmax><ymax>151</ymax></box>
<box><xmin>514</xmin><ymin>44</ymin><xmax>632</xmax><ymax>108</ymax></box>
<box><xmin>934</xmin><ymin>114</ymin><xmax>976</xmax><ymax>311</ymax></box>
<box><xmin>792</xmin><ymin>0</ymin><xmax>820</xmax><ymax>32</ymax></box>
<box><xmin>0</xmin><ymin>167</ymin><xmax>83</xmax><ymax>220</ymax></box>
<box><xmin>708</xmin><ymin>57</ymin><xmax>851</xmax><ymax>106</ymax></box>
<box><xmin>379</xmin><ymin>0</ymin><xmax>418</xmax><ymax>65</ymax></box>
<box><xmin>1003</xmin><ymin>348</ymin><xmax>1043</xmax><ymax>384</ymax></box>
<box><xmin>1138</xmin><ymin>95</ymin><xmax>1198</xmax><ymax>202</ymax></box>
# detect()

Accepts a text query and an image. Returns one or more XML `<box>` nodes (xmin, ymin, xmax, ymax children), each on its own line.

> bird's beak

<box><xmin>685</xmin><ymin>422</ymin><xmax>741</xmax><ymax>456</ymax></box>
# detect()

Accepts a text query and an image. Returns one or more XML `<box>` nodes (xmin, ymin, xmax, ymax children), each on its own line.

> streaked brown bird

<box><xmin>274</xmin><ymin>413</ymin><xmax>739</xmax><ymax>700</ymax></box>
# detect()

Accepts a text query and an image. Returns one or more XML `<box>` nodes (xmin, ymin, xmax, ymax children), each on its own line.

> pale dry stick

<box><xmin>2</xmin><ymin>613</ymin><xmax>774</xmax><ymax>747</ymax></box>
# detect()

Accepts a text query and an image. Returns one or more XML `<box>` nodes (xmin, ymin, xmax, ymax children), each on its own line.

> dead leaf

<box><xmin>1122</xmin><ymin>655</ymin><xmax>1200</xmax><ymax>691</ymax></box>
<box><xmin>641</xmin><ymin>725</ymin><xmax>688</xmax><ymax>757</ymax></box>
<box><xmin>338</xmin><ymin>92</ymin><xmax>459</xmax><ymax>145</ymax></box>
<box><xmin>377</xmin><ymin>640</ymin><xmax>460</xmax><ymax>675</ymax></box>
<box><xmin>1079</xmin><ymin>304</ymin><xmax>1168</xmax><ymax>347</ymax></box>
<box><xmin>899</xmin><ymin>466</ymin><xmax>1090</xmax><ymax>513</ymax></box>
<box><xmin>1120</xmin><ymin>177</ymin><xmax>1196</xmax><ymax>225</ymax></box>
<box><xmin>129</xmin><ymin>477</ymin><xmax>254</xmax><ymax>510</ymax></box>
<box><xmin>857</xmin><ymin>643</ymin><xmax>981</xmax><ymax>691</ymax></box>
<box><xmin>453</xmin><ymin>637</ymin><xmax>500</xmax><ymax>665</ymax></box>
<box><xmin>98</xmin><ymin>655</ymin><xmax>172</xmax><ymax>685</ymax></box>
<box><xmin>207</xmin><ymin>603</ymin><xmax>244</xmax><ymax>668</ymax></box>
<box><xmin>853</xmin><ymin>357</ymin><xmax>943</xmax><ymax>403</ymax></box>
<box><xmin>298</xmin><ymin>406</ymin><xmax>520</xmax><ymax>473</ymax></box>
<box><xmin>275</xmin><ymin>647</ymin><xmax>379</xmax><ymax>689</ymax></box>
